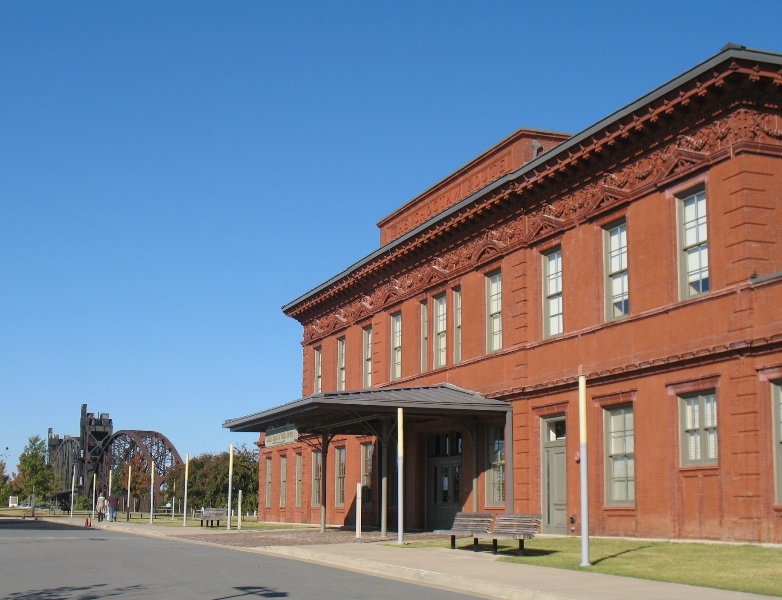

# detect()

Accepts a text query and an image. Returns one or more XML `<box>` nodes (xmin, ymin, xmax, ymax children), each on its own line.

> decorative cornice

<box><xmin>487</xmin><ymin>333</ymin><xmax>782</xmax><ymax>401</ymax></box>
<box><xmin>291</xmin><ymin>61</ymin><xmax>782</xmax><ymax>336</ymax></box>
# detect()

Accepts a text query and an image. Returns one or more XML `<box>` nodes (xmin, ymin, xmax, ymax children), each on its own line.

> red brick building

<box><xmin>226</xmin><ymin>45</ymin><xmax>782</xmax><ymax>542</ymax></box>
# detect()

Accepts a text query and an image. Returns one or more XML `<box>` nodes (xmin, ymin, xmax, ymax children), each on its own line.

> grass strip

<box><xmin>403</xmin><ymin>537</ymin><xmax>781</xmax><ymax>597</ymax></box>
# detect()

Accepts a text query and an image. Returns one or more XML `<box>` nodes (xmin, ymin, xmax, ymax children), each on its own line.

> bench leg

<box><xmin>450</xmin><ymin>535</ymin><xmax>456</xmax><ymax>550</ymax></box>
<box><xmin>518</xmin><ymin>539</ymin><xmax>524</xmax><ymax>557</ymax></box>
<box><xmin>492</xmin><ymin>539</ymin><xmax>498</xmax><ymax>555</ymax></box>
<box><xmin>473</xmin><ymin>537</ymin><xmax>479</xmax><ymax>552</ymax></box>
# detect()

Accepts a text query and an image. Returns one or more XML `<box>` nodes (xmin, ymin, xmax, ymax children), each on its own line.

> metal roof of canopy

<box><xmin>223</xmin><ymin>384</ymin><xmax>510</xmax><ymax>436</ymax></box>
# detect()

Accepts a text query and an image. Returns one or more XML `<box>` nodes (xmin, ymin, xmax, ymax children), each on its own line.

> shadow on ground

<box><xmin>4</xmin><ymin>584</ymin><xmax>146</xmax><ymax>599</ymax></box>
<box><xmin>0</xmin><ymin>518</ymin><xmax>90</xmax><ymax>531</ymax></box>
<box><xmin>213</xmin><ymin>586</ymin><xmax>289</xmax><ymax>599</ymax></box>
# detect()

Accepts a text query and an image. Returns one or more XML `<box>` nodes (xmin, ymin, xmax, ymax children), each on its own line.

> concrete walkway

<box><xmin>63</xmin><ymin>518</ymin><xmax>773</xmax><ymax>600</ymax></box>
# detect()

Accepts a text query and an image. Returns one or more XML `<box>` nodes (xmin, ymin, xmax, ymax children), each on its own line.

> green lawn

<box><xmin>407</xmin><ymin>537</ymin><xmax>782</xmax><ymax>597</ymax></box>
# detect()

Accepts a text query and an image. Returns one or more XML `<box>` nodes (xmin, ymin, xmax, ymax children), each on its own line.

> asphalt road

<box><xmin>0</xmin><ymin>520</ymin><xmax>475</xmax><ymax>600</ymax></box>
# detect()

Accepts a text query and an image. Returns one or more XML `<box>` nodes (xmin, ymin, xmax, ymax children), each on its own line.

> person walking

<box><xmin>107</xmin><ymin>491</ymin><xmax>119</xmax><ymax>522</ymax></box>
<box><xmin>96</xmin><ymin>492</ymin><xmax>106</xmax><ymax>522</ymax></box>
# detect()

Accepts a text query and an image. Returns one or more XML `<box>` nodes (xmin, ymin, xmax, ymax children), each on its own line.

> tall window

<box><xmin>390</xmin><ymin>312</ymin><xmax>402</xmax><ymax>380</ymax></box>
<box><xmin>420</xmin><ymin>301</ymin><xmax>428</xmax><ymax>372</ymax></box>
<box><xmin>335</xmin><ymin>447</ymin><xmax>346</xmax><ymax>506</ymax></box>
<box><xmin>486</xmin><ymin>426</ymin><xmax>505</xmax><ymax>506</ymax></box>
<box><xmin>434</xmin><ymin>294</ymin><xmax>447</xmax><ymax>368</ymax></box>
<box><xmin>265</xmin><ymin>457</ymin><xmax>272</xmax><ymax>508</ymax></box>
<box><xmin>363</xmin><ymin>326</ymin><xmax>372</xmax><ymax>388</ymax></box>
<box><xmin>487</xmin><ymin>271</ymin><xmax>502</xmax><ymax>352</ymax></box>
<box><xmin>680</xmin><ymin>189</ymin><xmax>709</xmax><ymax>298</ymax></box>
<box><xmin>680</xmin><ymin>391</ymin><xmax>718</xmax><ymax>466</ymax></box>
<box><xmin>337</xmin><ymin>337</ymin><xmax>346</xmax><ymax>391</ymax></box>
<box><xmin>606</xmin><ymin>221</ymin><xmax>629</xmax><ymax>319</ymax></box>
<box><xmin>279</xmin><ymin>455</ymin><xmax>287</xmax><ymax>508</ymax></box>
<box><xmin>544</xmin><ymin>248</ymin><xmax>563</xmax><ymax>337</ymax></box>
<box><xmin>453</xmin><ymin>287</ymin><xmax>462</xmax><ymax>363</ymax></box>
<box><xmin>314</xmin><ymin>347</ymin><xmax>322</xmax><ymax>393</ymax></box>
<box><xmin>605</xmin><ymin>406</ymin><xmax>634</xmax><ymax>504</ymax></box>
<box><xmin>361</xmin><ymin>443</ymin><xmax>373</xmax><ymax>507</ymax></box>
<box><xmin>772</xmin><ymin>382</ymin><xmax>782</xmax><ymax>503</ymax></box>
<box><xmin>295</xmin><ymin>453</ymin><xmax>302</xmax><ymax>508</ymax></box>
<box><xmin>312</xmin><ymin>451</ymin><xmax>322</xmax><ymax>506</ymax></box>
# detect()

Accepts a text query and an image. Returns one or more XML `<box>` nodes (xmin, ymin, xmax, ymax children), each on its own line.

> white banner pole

<box><xmin>91</xmin><ymin>473</ymin><xmax>96</xmax><ymax>521</ymax></box>
<box><xmin>70</xmin><ymin>465</ymin><xmax>75</xmax><ymax>519</ymax></box>
<box><xmin>226</xmin><ymin>444</ymin><xmax>234</xmax><ymax>530</ymax></box>
<box><xmin>238</xmin><ymin>489</ymin><xmax>242</xmax><ymax>531</ymax></box>
<box><xmin>579</xmin><ymin>375</ymin><xmax>591</xmax><ymax>567</ymax></box>
<box><xmin>126</xmin><ymin>465</ymin><xmax>132</xmax><ymax>521</ymax></box>
<box><xmin>149</xmin><ymin>461</ymin><xmax>155</xmax><ymax>525</ymax></box>
<box><xmin>183</xmin><ymin>454</ymin><xmax>189</xmax><ymax>527</ymax></box>
<box><xmin>397</xmin><ymin>407</ymin><xmax>404</xmax><ymax>545</ymax></box>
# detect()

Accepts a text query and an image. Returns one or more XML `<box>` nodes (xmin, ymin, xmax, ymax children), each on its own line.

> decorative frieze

<box><xmin>301</xmin><ymin>105</ymin><xmax>782</xmax><ymax>344</ymax></box>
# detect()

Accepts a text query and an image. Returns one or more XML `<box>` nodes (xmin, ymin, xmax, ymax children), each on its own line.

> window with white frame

<box><xmin>314</xmin><ymin>347</ymin><xmax>322</xmax><ymax>393</ymax></box>
<box><xmin>606</xmin><ymin>221</ymin><xmax>629</xmax><ymax>319</ymax></box>
<box><xmin>680</xmin><ymin>391</ymin><xmax>718</xmax><ymax>466</ymax></box>
<box><xmin>453</xmin><ymin>287</ymin><xmax>462</xmax><ymax>363</ymax></box>
<box><xmin>605</xmin><ymin>405</ymin><xmax>634</xmax><ymax>504</ymax></box>
<box><xmin>363</xmin><ymin>326</ymin><xmax>372</xmax><ymax>388</ymax></box>
<box><xmin>434</xmin><ymin>293</ymin><xmax>447</xmax><ymax>368</ymax></box>
<box><xmin>279</xmin><ymin>454</ymin><xmax>287</xmax><ymax>508</ymax></box>
<box><xmin>337</xmin><ymin>337</ymin><xmax>346</xmax><ymax>391</ymax></box>
<box><xmin>486</xmin><ymin>271</ymin><xmax>502</xmax><ymax>352</ymax></box>
<box><xmin>361</xmin><ymin>442</ymin><xmax>373</xmax><ymax>507</ymax></box>
<box><xmin>335</xmin><ymin>447</ymin><xmax>346</xmax><ymax>506</ymax></box>
<box><xmin>390</xmin><ymin>313</ymin><xmax>402</xmax><ymax>380</ymax></box>
<box><xmin>420</xmin><ymin>301</ymin><xmax>428</xmax><ymax>372</ymax></box>
<box><xmin>773</xmin><ymin>381</ymin><xmax>782</xmax><ymax>503</ymax></box>
<box><xmin>680</xmin><ymin>189</ymin><xmax>709</xmax><ymax>298</ymax></box>
<box><xmin>486</xmin><ymin>425</ymin><xmax>505</xmax><ymax>506</ymax></box>
<box><xmin>312</xmin><ymin>451</ymin><xmax>322</xmax><ymax>506</ymax></box>
<box><xmin>544</xmin><ymin>248</ymin><xmax>563</xmax><ymax>337</ymax></box>
<box><xmin>265</xmin><ymin>457</ymin><xmax>272</xmax><ymax>508</ymax></box>
<box><xmin>295</xmin><ymin>453</ymin><xmax>302</xmax><ymax>508</ymax></box>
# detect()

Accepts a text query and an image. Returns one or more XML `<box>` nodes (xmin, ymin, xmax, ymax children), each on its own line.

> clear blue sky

<box><xmin>1</xmin><ymin>1</ymin><xmax>780</xmax><ymax>472</ymax></box>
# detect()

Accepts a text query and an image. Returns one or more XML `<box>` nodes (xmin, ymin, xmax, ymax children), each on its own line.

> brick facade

<box><xmin>257</xmin><ymin>47</ymin><xmax>782</xmax><ymax>542</ymax></box>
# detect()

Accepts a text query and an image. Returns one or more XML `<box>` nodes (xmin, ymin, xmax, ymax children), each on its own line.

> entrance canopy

<box><xmin>222</xmin><ymin>383</ymin><xmax>510</xmax><ymax>436</ymax></box>
<box><xmin>224</xmin><ymin>384</ymin><xmax>512</xmax><ymax>539</ymax></box>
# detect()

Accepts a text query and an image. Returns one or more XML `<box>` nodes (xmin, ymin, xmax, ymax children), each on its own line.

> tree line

<box><xmin>1</xmin><ymin>436</ymin><xmax>259</xmax><ymax>513</ymax></box>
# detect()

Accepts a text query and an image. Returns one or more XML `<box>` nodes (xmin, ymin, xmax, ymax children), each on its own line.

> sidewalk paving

<box><xmin>77</xmin><ymin>519</ymin><xmax>772</xmax><ymax>600</ymax></box>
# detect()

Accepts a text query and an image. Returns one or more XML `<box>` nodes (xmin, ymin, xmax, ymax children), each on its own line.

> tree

<box><xmin>16</xmin><ymin>435</ymin><xmax>54</xmax><ymax>502</ymax></box>
<box><xmin>166</xmin><ymin>445</ymin><xmax>258</xmax><ymax>511</ymax></box>
<box><xmin>0</xmin><ymin>459</ymin><xmax>13</xmax><ymax>507</ymax></box>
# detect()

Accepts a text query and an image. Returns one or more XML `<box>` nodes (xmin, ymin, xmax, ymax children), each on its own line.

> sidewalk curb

<box><xmin>255</xmin><ymin>545</ymin><xmax>570</xmax><ymax>600</ymax></box>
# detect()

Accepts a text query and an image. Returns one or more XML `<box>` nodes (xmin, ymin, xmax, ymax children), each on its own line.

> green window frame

<box><xmin>335</xmin><ymin>447</ymin><xmax>346</xmax><ymax>506</ymax></box>
<box><xmin>605</xmin><ymin>220</ymin><xmax>629</xmax><ymax>319</ymax></box>
<box><xmin>486</xmin><ymin>425</ymin><xmax>506</xmax><ymax>506</ymax></box>
<box><xmin>312</xmin><ymin>451</ymin><xmax>322</xmax><ymax>506</ymax></box>
<box><xmin>605</xmin><ymin>405</ymin><xmax>634</xmax><ymax>505</ymax></box>
<box><xmin>679</xmin><ymin>189</ymin><xmax>709</xmax><ymax>298</ymax></box>
<box><xmin>679</xmin><ymin>391</ymin><xmax>718</xmax><ymax>466</ymax></box>
<box><xmin>486</xmin><ymin>271</ymin><xmax>502</xmax><ymax>352</ymax></box>
<box><xmin>773</xmin><ymin>382</ymin><xmax>782</xmax><ymax>503</ymax></box>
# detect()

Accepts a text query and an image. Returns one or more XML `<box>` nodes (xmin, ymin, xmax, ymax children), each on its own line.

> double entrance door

<box><xmin>425</xmin><ymin>430</ymin><xmax>462</xmax><ymax>531</ymax></box>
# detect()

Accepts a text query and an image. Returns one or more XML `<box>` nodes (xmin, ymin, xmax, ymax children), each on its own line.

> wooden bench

<box><xmin>433</xmin><ymin>512</ymin><xmax>495</xmax><ymax>552</ymax></box>
<box><xmin>198</xmin><ymin>508</ymin><xmax>227</xmax><ymax>527</ymax></box>
<box><xmin>485</xmin><ymin>513</ymin><xmax>542</xmax><ymax>555</ymax></box>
